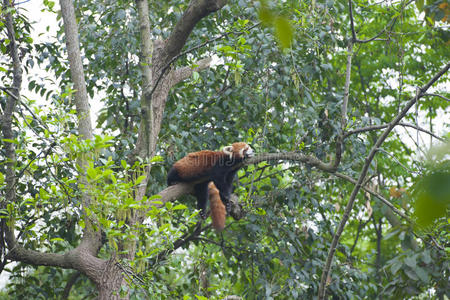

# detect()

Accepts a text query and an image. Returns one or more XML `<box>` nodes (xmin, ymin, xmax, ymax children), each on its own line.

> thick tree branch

<box><xmin>318</xmin><ymin>61</ymin><xmax>450</xmax><ymax>299</ymax></box>
<box><xmin>1</xmin><ymin>0</ymin><xmax>23</xmax><ymax>258</ymax></box>
<box><xmin>135</xmin><ymin>0</ymin><xmax>154</xmax><ymax>161</ymax></box>
<box><xmin>153</xmin><ymin>151</ymin><xmax>343</xmax><ymax>209</ymax></box>
<box><xmin>59</xmin><ymin>0</ymin><xmax>93</xmax><ymax>141</ymax></box>
<box><xmin>246</xmin><ymin>152</ymin><xmax>340</xmax><ymax>173</ymax></box>
<box><xmin>60</xmin><ymin>0</ymin><xmax>102</xmax><ymax>256</ymax></box>
<box><xmin>147</xmin><ymin>21</ymin><xmax>260</xmax><ymax>103</ymax></box>
<box><xmin>164</xmin><ymin>0</ymin><xmax>228</xmax><ymax>61</ymax></box>
<box><xmin>6</xmin><ymin>247</ymin><xmax>71</xmax><ymax>268</ymax></box>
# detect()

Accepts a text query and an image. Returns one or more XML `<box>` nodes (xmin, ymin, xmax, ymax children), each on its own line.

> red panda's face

<box><xmin>223</xmin><ymin>142</ymin><xmax>254</xmax><ymax>159</ymax></box>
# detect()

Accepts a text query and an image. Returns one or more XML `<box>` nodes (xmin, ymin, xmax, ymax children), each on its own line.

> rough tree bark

<box><xmin>1</xmin><ymin>0</ymin><xmax>23</xmax><ymax>261</ymax></box>
<box><xmin>58</xmin><ymin>0</ymin><xmax>124</xmax><ymax>297</ymax></box>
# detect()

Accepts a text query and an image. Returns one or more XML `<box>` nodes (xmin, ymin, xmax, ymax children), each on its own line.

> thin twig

<box><xmin>344</xmin><ymin>121</ymin><xmax>444</xmax><ymax>142</ymax></box>
<box><xmin>350</xmin><ymin>217</ymin><xmax>371</xmax><ymax>254</ymax></box>
<box><xmin>423</xmin><ymin>93</ymin><xmax>450</xmax><ymax>102</ymax></box>
<box><xmin>333</xmin><ymin>172</ymin><xmax>410</xmax><ymax>221</ymax></box>
<box><xmin>341</xmin><ymin>41</ymin><xmax>353</xmax><ymax>130</ymax></box>
<box><xmin>151</xmin><ymin>221</ymin><xmax>206</xmax><ymax>265</ymax></box>
<box><xmin>355</xmin><ymin>16</ymin><xmax>399</xmax><ymax>43</ymax></box>
<box><xmin>376</xmin><ymin>148</ymin><xmax>419</xmax><ymax>175</ymax></box>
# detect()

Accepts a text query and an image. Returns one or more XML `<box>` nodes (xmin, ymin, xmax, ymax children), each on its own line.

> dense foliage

<box><xmin>0</xmin><ymin>0</ymin><xmax>448</xmax><ymax>298</ymax></box>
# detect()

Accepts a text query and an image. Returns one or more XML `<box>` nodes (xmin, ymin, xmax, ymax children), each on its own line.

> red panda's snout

<box><xmin>244</xmin><ymin>146</ymin><xmax>254</xmax><ymax>158</ymax></box>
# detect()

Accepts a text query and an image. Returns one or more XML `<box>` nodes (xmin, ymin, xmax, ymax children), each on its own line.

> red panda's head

<box><xmin>222</xmin><ymin>142</ymin><xmax>254</xmax><ymax>160</ymax></box>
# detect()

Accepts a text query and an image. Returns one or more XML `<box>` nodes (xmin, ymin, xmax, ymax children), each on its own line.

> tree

<box><xmin>0</xmin><ymin>0</ymin><xmax>449</xmax><ymax>299</ymax></box>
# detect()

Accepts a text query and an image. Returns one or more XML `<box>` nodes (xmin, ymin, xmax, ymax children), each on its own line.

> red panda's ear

<box><xmin>223</xmin><ymin>146</ymin><xmax>233</xmax><ymax>159</ymax></box>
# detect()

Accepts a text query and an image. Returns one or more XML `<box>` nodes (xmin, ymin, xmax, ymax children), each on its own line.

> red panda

<box><xmin>208</xmin><ymin>182</ymin><xmax>226</xmax><ymax>231</ymax></box>
<box><xmin>167</xmin><ymin>142</ymin><xmax>254</xmax><ymax>231</ymax></box>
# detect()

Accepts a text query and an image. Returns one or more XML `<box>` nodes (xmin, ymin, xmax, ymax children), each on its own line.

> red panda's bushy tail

<box><xmin>208</xmin><ymin>182</ymin><xmax>226</xmax><ymax>232</ymax></box>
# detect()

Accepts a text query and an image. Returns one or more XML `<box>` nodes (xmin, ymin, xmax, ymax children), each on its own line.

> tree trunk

<box><xmin>97</xmin><ymin>260</ymin><xmax>129</xmax><ymax>300</ymax></box>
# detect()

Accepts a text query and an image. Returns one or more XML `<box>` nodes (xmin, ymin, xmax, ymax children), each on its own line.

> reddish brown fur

<box><xmin>168</xmin><ymin>142</ymin><xmax>253</xmax><ymax>232</ymax></box>
<box><xmin>208</xmin><ymin>182</ymin><xmax>226</xmax><ymax>231</ymax></box>
<box><xmin>173</xmin><ymin>150</ymin><xmax>226</xmax><ymax>178</ymax></box>
<box><xmin>229</xmin><ymin>142</ymin><xmax>250</xmax><ymax>158</ymax></box>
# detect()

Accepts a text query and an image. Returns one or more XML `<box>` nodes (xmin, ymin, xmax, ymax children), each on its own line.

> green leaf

<box><xmin>274</xmin><ymin>16</ymin><xmax>293</xmax><ymax>49</ymax></box>
<box><xmin>172</xmin><ymin>204</ymin><xmax>187</xmax><ymax>210</ymax></box>
<box><xmin>390</xmin><ymin>261</ymin><xmax>402</xmax><ymax>275</ymax></box>
<box><xmin>404</xmin><ymin>268</ymin><xmax>419</xmax><ymax>281</ymax></box>
<box><xmin>415</xmin><ymin>0</ymin><xmax>424</xmax><ymax>10</ymax></box>
<box><xmin>87</xmin><ymin>167</ymin><xmax>97</xmax><ymax>180</ymax></box>
<box><xmin>151</xmin><ymin>155</ymin><xmax>164</xmax><ymax>163</ymax></box>
<box><xmin>404</xmin><ymin>256</ymin><xmax>416</xmax><ymax>268</ymax></box>
<box><xmin>422</xmin><ymin>250</ymin><xmax>432</xmax><ymax>264</ymax></box>
<box><xmin>50</xmin><ymin>237</ymin><xmax>65</xmax><ymax>242</ymax></box>
<box><xmin>135</xmin><ymin>175</ymin><xmax>147</xmax><ymax>185</ymax></box>
<box><xmin>148</xmin><ymin>194</ymin><xmax>162</xmax><ymax>201</ymax></box>
<box><xmin>415</xmin><ymin>267</ymin><xmax>429</xmax><ymax>283</ymax></box>
<box><xmin>120</xmin><ymin>160</ymin><xmax>127</xmax><ymax>169</ymax></box>
<box><xmin>2</xmin><ymin>138</ymin><xmax>19</xmax><ymax>145</ymax></box>
<box><xmin>111</xmin><ymin>173</ymin><xmax>117</xmax><ymax>185</ymax></box>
